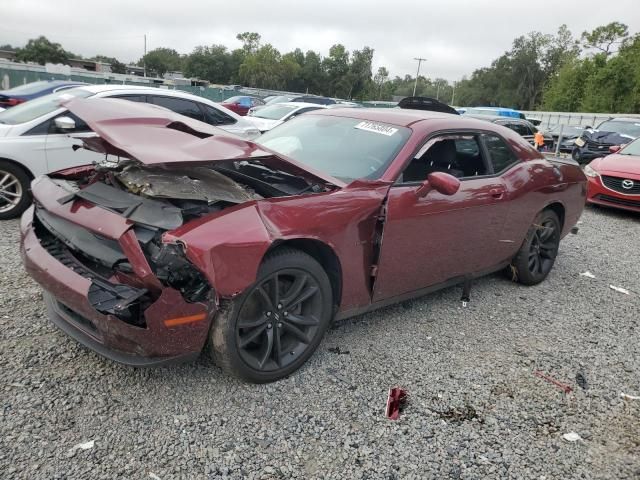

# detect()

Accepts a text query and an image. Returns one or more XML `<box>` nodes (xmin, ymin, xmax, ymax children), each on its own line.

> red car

<box><xmin>219</xmin><ymin>95</ymin><xmax>265</xmax><ymax>116</ymax></box>
<box><xmin>21</xmin><ymin>98</ymin><xmax>586</xmax><ymax>382</ymax></box>
<box><xmin>585</xmin><ymin>139</ymin><xmax>640</xmax><ymax>213</ymax></box>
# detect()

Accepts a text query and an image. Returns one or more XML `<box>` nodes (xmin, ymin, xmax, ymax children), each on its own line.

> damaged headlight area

<box><xmin>147</xmin><ymin>242</ymin><xmax>210</xmax><ymax>303</ymax></box>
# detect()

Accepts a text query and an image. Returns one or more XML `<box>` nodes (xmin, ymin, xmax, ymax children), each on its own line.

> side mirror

<box><xmin>54</xmin><ymin>116</ymin><xmax>76</xmax><ymax>131</ymax></box>
<box><xmin>584</xmin><ymin>125</ymin><xmax>592</xmax><ymax>130</ymax></box>
<box><xmin>415</xmin><ymin>172</ymin><xmax>461</xmax><ymax>198</ymax></box>
<box><xmin>609</xmin><ymin>145</ymin><xmax>621</xmax><ymax>154</ymax></box>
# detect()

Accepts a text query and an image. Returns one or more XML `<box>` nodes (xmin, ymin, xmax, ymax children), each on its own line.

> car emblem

<box><xmin>622</xmin><ymin>179</ymin><xmax>634</xmax><ymax>189</ymax></box>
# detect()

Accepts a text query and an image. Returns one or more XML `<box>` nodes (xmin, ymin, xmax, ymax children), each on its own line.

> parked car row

<box><xmin>0</xmin><ymin>80</ymin><xmax>87</xmax><ymax>109</ymax></box>
<box><xmin>572</xmin><ymin>118</ymin><xmax>640</xmax><ymax>163</ymax></box>
<box><xmin>221</xmin><ymin>94</ymin><xmax>338</xmax><ymax>116</ymax></box>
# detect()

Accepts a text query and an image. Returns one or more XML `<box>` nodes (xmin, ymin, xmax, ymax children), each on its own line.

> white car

<box><xmin>247</xmin><ymin>102</ymin><xmax>325</xmax><ymax>133</ymax></box>
<box><xmin>0</xmin><ymin>85</ymin><xmax>260</xmax><ymax>219</ymax></box>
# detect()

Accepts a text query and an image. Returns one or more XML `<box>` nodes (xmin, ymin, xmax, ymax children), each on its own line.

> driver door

<box><xmin>372</xmin><ymin>133</ymin><xmax>511</xmax><ymax>302</ymax></box>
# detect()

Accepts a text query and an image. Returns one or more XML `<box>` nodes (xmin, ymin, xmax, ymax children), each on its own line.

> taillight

<box><xmin>5</xmin><ymin>98</ymin><xmax>25</xmax><ymax>107</ymax></box>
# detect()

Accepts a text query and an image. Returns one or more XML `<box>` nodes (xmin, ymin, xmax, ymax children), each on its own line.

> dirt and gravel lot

<box><xmin>1</xmin><ymin>206</ymin><xmax>639</xmax><ymax>479</ymax></box>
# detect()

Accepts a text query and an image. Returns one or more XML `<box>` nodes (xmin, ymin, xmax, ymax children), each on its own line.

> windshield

<box><xmin>253</xmin><ymin>104</ymin><xmax>298</xmax><ymax>120</ymax></box>
<box><xmin>255</xmin><ymin>115</ymin><xmax>411</xmax><ymax>182</ymax></box>
<box><xmin>0</xmin><ymin>88</ymin><xmax>93</xmax><ymax>125</ymax></box>
<box><xmin>265</xmin><ymin>96</ymin><xmax>291</xmax><ymax>105</ymax></box>
<box><xmin>620</xmin><ymin>138</ymin><xmax>640</xmax><ymax>156</ymax></box>
<box><xmin>596</xmin><ymin>120</ymin><xmax>640</xmax><ymax>138</ymax></box>
<box><xmin>1</xmin><ymin>81</ymin><xmax>50</xmax><ymax>95</ymax></box>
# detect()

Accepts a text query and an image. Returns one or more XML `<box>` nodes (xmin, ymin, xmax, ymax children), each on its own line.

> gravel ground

<box><xmin>1</xmin><ymin>206</ymin><xmax>639</xmax><ymax>479</ymax></box>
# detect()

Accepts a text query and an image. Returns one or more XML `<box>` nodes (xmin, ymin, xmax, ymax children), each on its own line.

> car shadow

<box><xmin>586</xmin><ymin>203</ymin><xmax>640</xmax><ymax>221</ymax></box>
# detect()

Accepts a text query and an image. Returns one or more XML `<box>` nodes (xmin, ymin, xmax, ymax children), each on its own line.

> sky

<box><xmin>2</xmin><ymin>0</ymin><xmax>639</xmax><ymax>81</ymax></box>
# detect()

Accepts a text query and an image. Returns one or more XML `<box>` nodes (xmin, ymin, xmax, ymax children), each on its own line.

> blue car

<box><xmin>465</xmin><ymin>106</ymin><xmax>523</xmax><ymax>119</ymax></box>
<box><xmin>0</xmin><ymin>80</ymin><xmax>87</xmax><ymax>108</ymax></box>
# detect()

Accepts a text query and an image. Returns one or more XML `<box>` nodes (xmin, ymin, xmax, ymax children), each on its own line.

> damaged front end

<box><xmin>20</xmin><ymin>97</ymin><xmax>341</xmax><ymax>364</ymax></box>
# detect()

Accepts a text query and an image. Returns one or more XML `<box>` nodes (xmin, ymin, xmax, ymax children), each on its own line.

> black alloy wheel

<box><xmin>527</xmin><ymin>217</ymin><xmax>559</xmax><ymax>277</ymax></box>
<box><xmin>210</xmin><ymin>248</ymin><xmax>333</xmax><ymax>382</ymax></box>
<box><xmin>235</xmin><ymin>268</ymin><xmax>323</xmax><ymax>371</ymax></box>
<box><xmin>510</xmin><ymin>210</ymin><xmax>561</xmax><ymax>285</ymax></box>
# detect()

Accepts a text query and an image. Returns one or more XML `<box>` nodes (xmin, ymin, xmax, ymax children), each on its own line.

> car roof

<box><xmin>465</xmin><ymin>114</ymin><xmax>538</xmax><ymax>127</ymax></box>
<box><xmin>277</xmin><ymin>102</ymin><xmax>326</xmax><ymax>109</ymax></box>
<box><xmin>606</xmin><ymin>117</ymin><xmax>640</xmax><ymax>123</ymax></box>
<box><xmin>74</xmin><ymin>84</ymin><xmax>218</xmax><ymax>102</ymax></box>
<box><xmin>464</xmin><ymin>113</ymin><xmax>519</xmax><ymax>122</ymax></box>
<box><xmin>309</xmin><ymin>107</ymin><xmax>457</xmax><ymax>127</ymax></box>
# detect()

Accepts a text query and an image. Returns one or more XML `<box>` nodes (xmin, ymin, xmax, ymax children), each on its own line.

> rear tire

<box><xmin>510</xmin><ymin>210</ymin><xmax>561</xmax><ymax>286</ymax></box>
<box><xmin>209</xmin><ymin>248</ymin><xmax>333</xmax><ymax>383</ymax></box>
<box><xmin>0</xmin><ymin>161</ymin><xmax>32</xmax><ymax>220</ymax></box>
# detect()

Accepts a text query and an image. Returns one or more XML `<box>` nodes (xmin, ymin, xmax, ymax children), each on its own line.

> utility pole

<box><xmin>451</xmin><ymin>81</ymin><xmax>456</xmax><ymax>105</ymax></box>
<box><xmin>412</xmin><ymin>57</ymin><xmax>426</xmax><ymax>97</ymax></box>
<box><xmin>436</xmin><ymin>81</ymin><xmax>441</xmax><ymax>100</ymax></box>
<box><xmin>143</xmin><ymin>34</ymin><xmax>147</xmax><ymax>78</ymax></box>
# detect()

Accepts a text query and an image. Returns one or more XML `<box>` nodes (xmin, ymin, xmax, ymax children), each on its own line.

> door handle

<box><xmin>490</xmin><ymin>187</ymin><xmax>505</xmax><ymax>199</ymax></box>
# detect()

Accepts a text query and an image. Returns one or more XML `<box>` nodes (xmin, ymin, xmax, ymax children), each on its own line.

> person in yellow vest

<box><xmin>534</xmin><ymin>130</ymin><xmax>545</xmax><ymax>152</ymax></box>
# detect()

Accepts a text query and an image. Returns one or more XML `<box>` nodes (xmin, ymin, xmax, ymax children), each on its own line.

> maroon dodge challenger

<box><xmin>21</xmin><ymin>98</ymin><xmax>586</xmax><ymax>382</ymax></box>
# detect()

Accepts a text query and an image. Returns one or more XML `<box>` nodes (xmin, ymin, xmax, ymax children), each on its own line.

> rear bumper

<box><xmin>586</xmin><ymin>177</ymin><xmax>640</xmax><ymax>213</ymax></box>
<box><xmin>20</xmin><ymin>206</ymin><xmax>213</xmax><ymax>366</ymax></box>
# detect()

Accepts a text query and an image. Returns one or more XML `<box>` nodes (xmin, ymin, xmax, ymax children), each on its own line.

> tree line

<box><xmin>2</xmin><ymin>22</ymin><xmax>639</xmax><ymax>113</ymax></box>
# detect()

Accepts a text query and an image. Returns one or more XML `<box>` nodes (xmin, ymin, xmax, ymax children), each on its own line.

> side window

<box><xmin>484</xmin><ymin>134</ymin><xmax>520</xmax><ymax>173</ymax></box>
<box><xmin>112</xmin><ymin>94</ymin><xmax>148</xmax><ymax>103</ymax></box>
<box><xmin>201</xmin><ymin>104</ymin><xmax>236</xmax><ymax>126</ymax></box>
<box><xmin>23</xmin><ymin>119</ymin><xmax>52</xmax><ymax>136</ymax></box>
<box><xmin>150</xmin><ymin>96</ymin><xmax>205</xmax><ymax>121</ymax></box>
<box><xmin>401</xmin><ymin>134</ymin><xmax>488</xmax><ymax>183</ymax></box>
<box><xmin>508</xmin><ymin>122</ymin><xmax>530</xmax><ymax>137</ymax></box>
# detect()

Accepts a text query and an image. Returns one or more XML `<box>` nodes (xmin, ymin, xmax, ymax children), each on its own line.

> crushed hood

<box><xmin>63</xmin><ymin>97</ymin><xmax>344</xmax><ymax>187</ymax></box>
<box><xmin>583</xmin><ymin>129</ymin><xmax>635</xmax><ymax>146</ymax></box>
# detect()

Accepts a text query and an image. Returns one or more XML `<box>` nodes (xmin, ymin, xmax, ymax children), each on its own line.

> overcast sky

<box><xmin>3</xmin><ymin>0</ymin><xmax>639</xmax><ymax>81</ymax></box>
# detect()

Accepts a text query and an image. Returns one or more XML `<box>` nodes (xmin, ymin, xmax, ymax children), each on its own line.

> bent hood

<box><xmin>63</xmin><ymin>97</ymin><xmax>344</xmax><ymax>187</ymax></box>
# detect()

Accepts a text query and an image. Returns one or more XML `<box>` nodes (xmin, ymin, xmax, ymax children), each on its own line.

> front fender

<box><xmin>163</xmin><ymin>202</ymin><xmax>273</xmax><ymax>298</ymax></box>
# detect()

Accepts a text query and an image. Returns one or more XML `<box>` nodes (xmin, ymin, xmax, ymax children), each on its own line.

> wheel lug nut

<box><xmin>266</xmin><ymin>311</ymin><xmax>271</xmax><ymax>317</ymax></box>
<box><xmin>277</xmin><ymin>322</ymin><xmax>282</xmax><ymax>328</ymax></box>
<box><xmin>283</xmin><ymin>311</ymin><xmax>288</xmax><ymax>317</ymax></box>
<box><xmin>267</xmin><ymin>323</ymin><xmax>272</xmax><ymax>329</ymax></box>
<box><xmin>277</xmin><ymin>303</ymin><xmax>283</xmax><ymax>309</ymax></box>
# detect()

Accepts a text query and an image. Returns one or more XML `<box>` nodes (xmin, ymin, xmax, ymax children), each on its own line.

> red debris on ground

<box><xmin>534</xmin><ymin>370</ymin><xmax>573</xmax><ymax>394</ymax></box>
<box><xmin>385</xmin><ymin>387</ymin><xmax>408</xmax><ymax>420</ymax></box>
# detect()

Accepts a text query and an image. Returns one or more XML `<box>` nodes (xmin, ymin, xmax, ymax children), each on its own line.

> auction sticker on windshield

<box><xmin>355</xmin><ymin>121</ymin><xmax>398</xmax><ymax>136</ymax></box>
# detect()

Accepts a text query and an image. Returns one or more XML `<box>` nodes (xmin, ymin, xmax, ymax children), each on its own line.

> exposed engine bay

<box><xmin>34</xmin><ymin>157</ymin><xmax>332</xmax><ymax>325</ymax></box>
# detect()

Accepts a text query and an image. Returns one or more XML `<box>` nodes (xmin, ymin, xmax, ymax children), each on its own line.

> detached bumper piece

<box><xmin>37</xmin><ymin>222</ymin><xmax>149</xmax><ymax>327</ymax></box>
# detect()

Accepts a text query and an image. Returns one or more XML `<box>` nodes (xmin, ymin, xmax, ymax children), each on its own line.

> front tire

<box><xmin>0</xmin><ymin>161</ymin><xmax>32</xmax><ymax>220</ymax></box>
<box><xmin>571</xmin><ymin>148</ymin><xmax>582</xmax><ymax>164</ymax></box>
<box><xmin>510</xmin><ymin>210</ymin><xmax>561</xmax><ymax>286</ymax></box>
<box><xmin>210</xmin><ymin>248</ymin><xmax>333</xmax><ymax>383</ymax></box>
